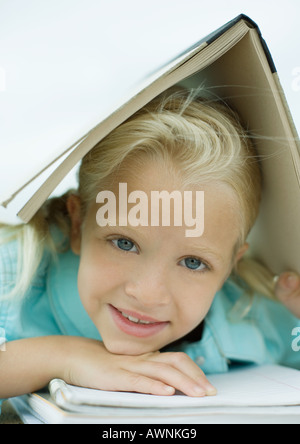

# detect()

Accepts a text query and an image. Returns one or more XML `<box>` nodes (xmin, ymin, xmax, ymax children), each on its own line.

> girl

<box><xmin>0</xmin><ymin>88</ymin><xmax>299</xmax><ymax>406</ymax></box>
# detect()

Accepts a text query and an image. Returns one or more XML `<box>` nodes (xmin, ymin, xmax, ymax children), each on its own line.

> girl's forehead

<box><xmin>111</xmin><ymin>157</ymin><xmax>184</xmax><ymax>192</ymax></box>
<box><xmin>91</xmin><ymin>159</ymin><xmax>240</xmax><ymax>219</ymax></box>
<box><xmin>83</xmin><ymin>157</ymin><xmax>243</xmax><ymax>252</ymax></box>
<box><xmin>87</xmin><ymin>172</ymin><xmax>241</xmax><ymax>255</ymax></box>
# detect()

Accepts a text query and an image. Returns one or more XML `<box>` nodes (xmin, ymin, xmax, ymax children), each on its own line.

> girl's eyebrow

<box><xmin>187</xmin><ymin>245</ymin><xmax>225</xmax><ymax>264</ymax></box>
<box><xmin>184</xmin><ymin>237</ymin><xmax>231</xmax><ymax>264</ymax></box>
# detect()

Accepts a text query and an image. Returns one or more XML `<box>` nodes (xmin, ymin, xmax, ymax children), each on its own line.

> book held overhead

<box><xmin>1</xmin><ymin>15</ymin><xmax>299</xmax><ymax>275</ymax></box>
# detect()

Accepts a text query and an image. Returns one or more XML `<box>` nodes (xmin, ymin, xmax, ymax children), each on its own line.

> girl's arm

<box><xmin>0</xmin><ymin>336</ymin><xmax>216</xmax><ymax>399</ymax></box>
<box><xmin>0</xmin><ymin>336</ymin><xmax>75</xmax><ymax>398</ymax></box>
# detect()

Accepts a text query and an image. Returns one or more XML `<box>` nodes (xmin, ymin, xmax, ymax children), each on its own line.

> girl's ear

<box><xmin>220</xmin><ymin>243</ymin><xmax>250</xmax><ymax>290</ymax></box>
<box><xmin>66</xmin><ymin>194</ymin><xmax>82</xmax><ymax>255</ymax></box>
<box><xmin>235</xmin><ymin>242</ymin><xmax>249</xmax><ymax>264</ymax></box>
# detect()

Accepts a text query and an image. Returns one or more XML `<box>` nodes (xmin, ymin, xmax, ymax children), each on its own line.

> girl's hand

<box><xmin>274</xmin><ymin>272</ymin><xmax>300</xmax><ymax>319</ymax></box>
<box><xmin>64</xmin><ymin>339</ymin><xmax>217</xmax><ymax>397</ymax></box>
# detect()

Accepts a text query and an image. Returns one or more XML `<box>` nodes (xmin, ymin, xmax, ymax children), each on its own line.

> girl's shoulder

<box><xmin>0</xmin><ymin>239</ymin><xmax>19</xmax><ymax>295</ymax></box>
<box><xmin>0</xmin><ymin>237</ymin><xmax>55</xmax><ymax>342</ymax></box>
<box><xmin>0</xmin><ymin>236</ymin><xmax>52</xmax><ymax>298</ymax></box>
<box><xmin>0</xmin><ymin>240</ymin><xmax>20</xmax><ymax>342</ymax></box>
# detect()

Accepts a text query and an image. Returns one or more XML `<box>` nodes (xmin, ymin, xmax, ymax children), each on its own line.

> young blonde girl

<box><xmin>0</xmin><ymin>88</ymin><xmax>299</xmax><ymax>404</ymax></box>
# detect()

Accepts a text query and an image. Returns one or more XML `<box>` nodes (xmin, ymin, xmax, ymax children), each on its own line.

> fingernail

<box><xmin>193</xmin><ymin>386</ymin><xmax>206</xmax><ymax>397</ymax></box>
<box><xmin>284</xmin><ymin>273</ymin><xmax>299</xmax><ymax>290</ymax></box>
<box><xmin>163</xmin><ymin>385</ymin><xmax>175</xmax><ymax>395</ymax></box>
<box><xmin>203</xmin><ymin>380</ymin><xmax>217</xmax><ymax>396</ymax></box>
<box><xmin>205</xmin><ymin>385</ymin><xmax>217</xmax><ymax>396</ymax></box>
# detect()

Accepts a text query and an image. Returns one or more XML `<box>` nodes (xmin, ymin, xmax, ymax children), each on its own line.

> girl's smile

<box><xmin>108</xmin><ymin>304</ymin><xmax>170</xmax><ymax>338</ymax></box>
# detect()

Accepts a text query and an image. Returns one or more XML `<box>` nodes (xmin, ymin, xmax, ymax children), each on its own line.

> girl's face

<box><xmin>68</xmin><ymin>161</ymin><xmax>248</xmax><ymax>355</ymax></box>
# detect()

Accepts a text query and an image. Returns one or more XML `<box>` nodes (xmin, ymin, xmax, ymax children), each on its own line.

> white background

<box><xmin>0</xmin><ymin>0</ymin><xmax>299</xmax><ymax>223</ymax></box>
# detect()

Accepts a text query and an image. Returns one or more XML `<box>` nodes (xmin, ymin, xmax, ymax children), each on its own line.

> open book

<box><xmin>14</xmin><ymin>365</ymin><xmax>300</xmax><ymax>424</ymax></box>
<box><xmin>1</xmin><ymin>14</ymin><xmax>300</xmax><ymax>276</ymax></box>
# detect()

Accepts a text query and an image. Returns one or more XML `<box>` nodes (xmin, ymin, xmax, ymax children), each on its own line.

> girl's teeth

<box><xmin>121</xmin><ymin>311</ymin><xmax>152</xmax><ymax>324</ymax></box>
<box><xmin>128</xmin><ymin>315</ymin><xmax>139</xmax><ymax>323</ymax></box>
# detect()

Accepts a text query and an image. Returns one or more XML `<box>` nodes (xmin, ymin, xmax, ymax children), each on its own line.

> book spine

<box><xmin>206</xmin><ymin>14</ymin><xmax>277</xmax><ymax>74</ymax></box>
<box><xmin>240</xmin><ymin>15</ymin><xmax>277</xmax><ymax>74</ymax></box>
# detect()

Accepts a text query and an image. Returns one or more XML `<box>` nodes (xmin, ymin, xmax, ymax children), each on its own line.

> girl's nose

<box><xmin>124</xmin><ymin>264</ymin><xmax>172</xmax><ymax>307</ymax></box>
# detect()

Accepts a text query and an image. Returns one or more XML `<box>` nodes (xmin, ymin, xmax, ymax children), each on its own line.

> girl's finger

<box><xmin>275</xmin><ymin>272</ymin><xmax>300</xmax><ymax>318</ymax></box>
<box><xmin>148</xmin><ymin>351</ymin><xmax>217</xmax><ymax>396</ymax></box>
<box><xmin>113</xmin><ymin>369</ymin><xmax>175</xmax><ymax>396</ymax></box>
<box><xmin>123</xmin><ymin>357</ymin><xmax>215</xmax><ymax>397</ymax></box>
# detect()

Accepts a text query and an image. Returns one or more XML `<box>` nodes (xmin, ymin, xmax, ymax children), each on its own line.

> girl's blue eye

<box><xmin>180</xmin><ymin>257</ymin><xmax>207</xmax><ymax>271</ymax></box>
<box><xmin>112</xmin><ymin>238</ymin><xmax>138</xmax><ymax>252</ymax></box>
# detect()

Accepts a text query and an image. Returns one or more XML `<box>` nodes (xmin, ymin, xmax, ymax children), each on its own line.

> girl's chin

<box><xmin>101</xmin><ymin>337</ymin><xmax>167</xmax><ymax>356</ymax></box>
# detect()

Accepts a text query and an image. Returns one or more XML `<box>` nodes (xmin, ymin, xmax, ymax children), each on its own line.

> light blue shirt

<box><xmin>1</xmin><ymin>238</ymin><xmax>300</xmax><ymax>411</ymax></box>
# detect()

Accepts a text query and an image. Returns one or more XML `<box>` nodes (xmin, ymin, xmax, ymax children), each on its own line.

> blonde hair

<box><xmin>0</xmin><ymin>87</ymin><xmax>275</xmax><ymax>300</ymax></box>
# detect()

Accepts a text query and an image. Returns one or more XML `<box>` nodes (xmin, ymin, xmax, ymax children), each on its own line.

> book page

<box><xmin>50</xmin><ymin>365</ymin><xmax>300</xmax><ymax>410</ymax></box>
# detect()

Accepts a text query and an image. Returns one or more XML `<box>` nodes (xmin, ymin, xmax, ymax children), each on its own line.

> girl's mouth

<box><xmin>108</xmin><ymin>304</ymin><xmax>169</xmax><ymax>338</ymax></box>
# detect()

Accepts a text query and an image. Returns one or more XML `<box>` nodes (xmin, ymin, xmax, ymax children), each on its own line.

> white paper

<box><xmin>50</xmin><ymin>365</ymin><xmax>300</xmax><ymax>410</ymax></box>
